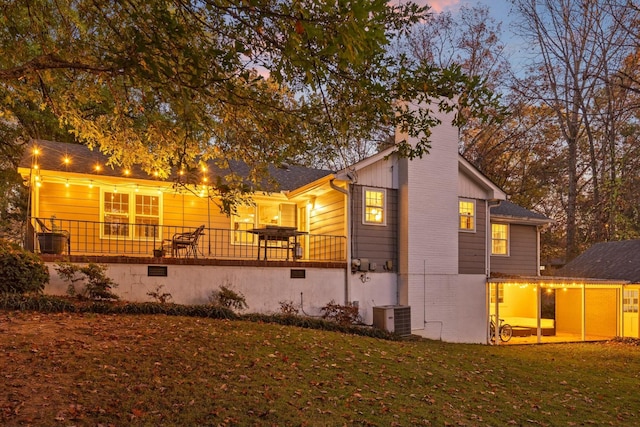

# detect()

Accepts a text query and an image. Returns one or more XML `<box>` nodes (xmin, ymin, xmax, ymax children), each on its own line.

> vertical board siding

<box><xmin>351</xmin><ymin>185</ymin><xmax>398</xmax><ymax>269</ymax></box>
<box><xmin>356</xmin><ymin>159</ymin><xmax>397</xmax><ymax>188</ymax></box>
<box><xmin>490</xmin><ymin>224</ymin><xmax>538</xmax><ymax>275</ymax></box>
<box><xmin>458</xmin><ymin>200</ymin><xmax>486</xmax><ymax>274</ymax></box>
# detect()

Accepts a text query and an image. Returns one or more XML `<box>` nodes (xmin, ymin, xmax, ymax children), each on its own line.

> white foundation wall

<box><xmin>411</xmin><ymin>274</ymin><xmax>488</xmax><ymax>343</ymax></box>
<box><xmin>45</xmin><ymin>262</ymin><xmax>347</xmax><ymax>316</ymax></box>
<box><xmin>348</xmin><ymin>271</ymin><xmax>397</xmax><ymax>325</ymax></box>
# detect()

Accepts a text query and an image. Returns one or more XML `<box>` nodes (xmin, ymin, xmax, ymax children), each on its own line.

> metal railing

<box><xmin>29</xmin><ymin>217</ymin><xmax>347</xmax><ymax>262</ymax></box>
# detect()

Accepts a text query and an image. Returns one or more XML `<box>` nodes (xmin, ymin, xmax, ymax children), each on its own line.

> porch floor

<box><xmin>501</xmin><ymin>332</ymin><xmax>612</xmax><ymax>345</ymax></box>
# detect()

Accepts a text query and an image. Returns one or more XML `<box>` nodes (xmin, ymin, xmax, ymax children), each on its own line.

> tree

<box><xmin>511</xmin><ymin>0</ymin><xmax>639</xmax><ymax>260</ymax></box>
<box><xmin>0</xmin><ymin>0</ymin><xmax>497</xmax><ymax>195</ymax></box>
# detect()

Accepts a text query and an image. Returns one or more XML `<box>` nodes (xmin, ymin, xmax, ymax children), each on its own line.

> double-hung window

<box><xmin>102</xmin><ymin>190</ymin><xmax>161</xmax><ymax>239</ymax></box>
<box><xmin>459</xmin><ymin>199</ymin><xmax>475</xmax><ymax>231</ymax></box>
<box><xmin>363</xmin><ymin>188</ymin><xmax>386</xmax><ymax>225</ymax></box>
<box><xmin>490</xmin><ymin>283</ymin><xmax>504</xmax><ymax>304</ymax></box>
<box><xmin>491</xmin><ymin>223</ymin><xmax>509</xmax><ymax>255</ymax></box>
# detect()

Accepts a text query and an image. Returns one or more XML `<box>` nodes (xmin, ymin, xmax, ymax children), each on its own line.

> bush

<box><xmin>320</xmin><ymin>300</ymin><xmax>362</xmax><ymax>325</ymax></box>
<box><xmin>147</xmin><ymin>285</ymin><xmax>173</xmax><ymax>304</ymax></box>
<box><xmin>0</xmin><ymin>239</ymin><xmax>49</xmax><ymax>294</ymax></box>
<box><xmin>209</xmin><ymin>285</ymin><xmax>248</xmax><ymax>312</ymax></box>
<box><xmin>0</xmin><ymin>294</ymin><xmax>75</xmax><ymax>312</ymax></box>
<box><xmin>279</xmin><ymin>300</ymin><xmax>300</xmax><ymax>315</ymax></box>
<box><xmin>55</xmin><ymin>261</ymin><xmax>119</xmax><ymax>300</ymax></box>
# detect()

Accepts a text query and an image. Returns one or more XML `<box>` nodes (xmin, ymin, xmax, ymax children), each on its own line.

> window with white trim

<box><xmin>490</xmin><ymin>283</ymin><xmax>504</xmax><ymax>304</ymax></box>
<box><xmin>232</xmin><ymin>205</ymin><xmax>257</xmax><ymax>245</ymax></box>
<box><xmin>459</xmin><ymin>199</ymin><xmax>475</xmax><ymax>231</ymax></box>
<box><xmin>363</xmin><ymin>188</ymin><xmax>386</xmax><ymax>225</ymax></box>
<box><xmin>624</xmin><ymin>289</ymin><xmax>639</xmax><ymax>313</ymax></box>
<box><xmin>491</xmin><ymin>223</ymin><xmax>509</xmax><ymax>255</ymax></box>
<box><xmin>102</xmin><ymin>190</ymin><xmax>161</xmax><ymax>239</ymax></box>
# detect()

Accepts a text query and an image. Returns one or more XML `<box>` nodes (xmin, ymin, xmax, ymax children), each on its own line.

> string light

<box><xmin>89</xmin><ymin>180</ymin><xmax>94</xmax><ymax>189</ymax></box>
<box><xmin>65</xmin><ymin>179</ymin><xmax>70</xmax><ymax>188</ymax></box>
<box><xmin>63</xmin><ymin>156</ymin><xmax>71</xmax><ymax>166</ymax></box>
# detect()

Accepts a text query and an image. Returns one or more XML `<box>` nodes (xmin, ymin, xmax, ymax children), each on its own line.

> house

<box><xmin>18</xmin><ymin>107</ymin><xmax>629</xmax><ymax>344</ymax></box>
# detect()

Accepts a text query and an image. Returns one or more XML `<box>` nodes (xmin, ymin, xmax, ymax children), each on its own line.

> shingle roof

<box><xmin>19</xmin><ymin>139</ymin><xmax>333</xmax><ymax>192</ymax></box>
<box><xmin>491</xmin><ymin>200</ymin><xmax>551</xmax><ymax>223</ymax></box>
<box><xmin>557</xmin><ymin>240</ymin><xmax>640</xmax><ymax>283</ymax></box>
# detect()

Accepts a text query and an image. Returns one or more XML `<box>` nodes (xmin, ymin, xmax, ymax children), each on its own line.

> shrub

<box><xmin>320</xmin><ymin>300</ymin><xmax>362</xmax><ymax>325</ymax></box>
<box><xmin>0</xmin><ymin>294</ymin><xmax>75</xmax><ymax>312</ymax></box>
<box><xmin>209</xmin><ymin>285</ymin><xmax>248</xmax><ymax>312</ymax></box>
<box><xmin>55</xmin><ymin>261</ymin><xmax>119</xmax><ymax>300</ymax></box>
<box><xmin>0</xmin><ymin>239</ymin><xmax>49</xmax><ymax>294</ymax></box>
<box><xmin>279</xmin><ymin>300</ymin><xmax>300</xmax><ymax>315</ymax></box>
<box><xmin>147</xmin><ymin>285</ymin><xmax>173</xmax><ymax>304</ymax></box>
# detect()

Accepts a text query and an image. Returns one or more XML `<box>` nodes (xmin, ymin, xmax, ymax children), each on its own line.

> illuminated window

<box><xmin>624</xmin><ymin>290</ymin><xmax>638</xmax><ymax>313</ymax></box>
<box><xmin>232</xmin><ymin>203</ymin><xmax>296</xmax><ymax>244</ymax></box>
<box><xmin>364</xmin><ymin>188</ymin><xmax>385</xmax><ymax>225</ymax></box>
<box><xmin>232</xmin><ymin>205</ymin><xmax>257</xmax><ymax>245</ymax></box>
<box><xmin>104</xmin><ymin>192</ymin><xmax>129</xmax><ymax>237</ymax></box>
<box><xmin>491</xmin><ymin>223</ymin><xmax>509</xmax><ymax>255</ymax></box>
<box><xmin>134</xmin><ymin>194</ymin><xmax>160</xmax><ymax>238</ymax></box>
<box><xmin>490</xmin><ymin>283</ymin><xmax>504</xmax><ymax>304</ymax></box>
<box><xmin>102</xmin><ymin>190</ymin><xmax>161</xmax><ymax>239</ymax></box>
<box><xmin>459</xmin><ymin>199</ymin><xmax>475</xmax><ymax>231</ymax></box>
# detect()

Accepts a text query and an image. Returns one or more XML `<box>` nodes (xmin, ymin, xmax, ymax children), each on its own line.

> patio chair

<box><xmin>35</xmin><ymin>217</ymin><xmax>71</xmax><ymax>255</ymax></box>
<box><xmin>168</xmin><ymin>225</ymin><xmax>205</xmax><ymax>258</ymax></box>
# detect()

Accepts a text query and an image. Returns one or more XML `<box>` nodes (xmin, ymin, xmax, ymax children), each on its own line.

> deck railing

<box><xmin>29</xmin><ymin>217</ymin><xmax>346</xmax><ymax>262</ymax></box>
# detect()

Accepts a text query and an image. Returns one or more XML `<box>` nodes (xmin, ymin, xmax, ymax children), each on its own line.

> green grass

<box><xmin>1</xmin><ymin>311</ymin><xmax>639</xmax><ymax>426</ymax></box>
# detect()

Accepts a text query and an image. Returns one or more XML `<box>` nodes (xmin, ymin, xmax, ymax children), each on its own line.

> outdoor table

<box><xmin>247</xmin><ymin>226</ymin><xmax>307</xmax><ymax>260</ymax></box>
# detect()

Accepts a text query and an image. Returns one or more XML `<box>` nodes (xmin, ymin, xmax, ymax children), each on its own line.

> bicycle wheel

<box><xmin>500</xmin><ymin>324</ymin><xmax>513</xmax><ymax>342</ymax></box>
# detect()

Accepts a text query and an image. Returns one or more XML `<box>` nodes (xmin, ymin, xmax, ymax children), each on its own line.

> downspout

<box><xmin>330</xmin><ymin>179</ymin><xmax>351</xmax><ymax>305</ymax></box>
<box><xmin>536</xmin><ymin>225</ymin><xmax>542</xmax><ymax>276</ymax></box>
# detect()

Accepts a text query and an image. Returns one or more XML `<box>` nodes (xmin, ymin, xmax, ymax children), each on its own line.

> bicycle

<box><xmin>489</xmin><ymin>316</ymin><xmax>513</xmax><ymax>343</ymax></box>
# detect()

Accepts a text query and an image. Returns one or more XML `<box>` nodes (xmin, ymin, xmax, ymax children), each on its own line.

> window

<box><xmin>134</xmin><ymin>194</ymin><xmax>160</xmax><ymax>238</ymax></box>
<box><xmin>624</xmin><ymin>290</ymin><xmax>639</xmax><ymax>313</ymax></box>
<box><xmin>231</xmin><ymin>203</ymin><xmax>296</xmax><ymax>244</ymax></box>
<box><xmin>102</xmin><ymin>190</ymin><xmax>161</xmax><ymax>239</ymax></box>
<box><xmin>232</xmin><ymin>205</ymin><xmax>257</xmax><ymax>245</ymax></box>
<box><xmin>491</xmin><ymin>223</ymin><xmax>509</xmax><ymax>255</ymax></box>
<box><xmin>363</xmin><ymin>188</ymin><xmax>385</xmax><ymax>225</ymax></box>
<box><xmin>490</xmin><ymin>283</ymin><xmax>504</xmax><ymax>304</ymax></box>
<box><xmin>459</xmin><ymin>199</ymin><xmax>475</xmax><ymax>231</ymax></box>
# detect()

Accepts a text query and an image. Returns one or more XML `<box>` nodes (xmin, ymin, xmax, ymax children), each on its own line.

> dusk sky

<box><xmin>425</xmin><ymin>0</ymin><xmax>529</xmax><ymax>74</ymax></box>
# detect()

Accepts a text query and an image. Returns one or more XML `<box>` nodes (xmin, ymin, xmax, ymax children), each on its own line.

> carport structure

<box><xmin>488</xmin><ymin>277</ymin><xmax>629</xmax><ymax>344</ymax></box>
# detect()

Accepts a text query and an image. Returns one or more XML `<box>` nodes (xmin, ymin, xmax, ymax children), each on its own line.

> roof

<box><xmin>557</xmin><ymin>240</ymin><xmax>640</xmax><ymax>283</ymax></box>
<box><xmin>19</xmin><ymin>139</ymin><xmax>333</xmax><ymax>192</ymax></box>
<box><xmin>491</xmin><ymin>200</ymin><xmax>552</xmax><ymax>225</ymax></box>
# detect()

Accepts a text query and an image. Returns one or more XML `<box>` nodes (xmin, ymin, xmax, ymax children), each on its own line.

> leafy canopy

<box><xmin>0</xmin><ymin>0</ymin><xmax>498</xmax><ymax>189</ymax></box>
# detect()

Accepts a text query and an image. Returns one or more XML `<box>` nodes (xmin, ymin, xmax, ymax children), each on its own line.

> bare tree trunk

<box><xmin>513</xmin><ymin>0</ymin><xmax>636</xmax><ymax>260</ymax></box>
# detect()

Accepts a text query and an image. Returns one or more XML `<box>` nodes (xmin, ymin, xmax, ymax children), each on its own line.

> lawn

<box><xmin>1</xmin><ymin>311</ymin><xmax>639</xmax><ymax>426</ymax></box>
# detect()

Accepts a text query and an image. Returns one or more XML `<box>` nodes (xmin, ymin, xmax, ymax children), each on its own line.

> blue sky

<box><xmin>427</xmin><ymin>0</ymin><xmax>528</xmax><ymax>74</ymax></box>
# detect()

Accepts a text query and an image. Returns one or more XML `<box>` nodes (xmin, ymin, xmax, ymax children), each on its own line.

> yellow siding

<box><xmin>38</xmin><ymin>182</ymin><xmax>99</xmax><ymax>221</ymax></box>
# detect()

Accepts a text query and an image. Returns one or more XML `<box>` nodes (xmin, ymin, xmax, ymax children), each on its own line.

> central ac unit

<box><xmin>373</xmin><ymin>305</ymin><xmax>411</xmax><ymax>336</ymax></box>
